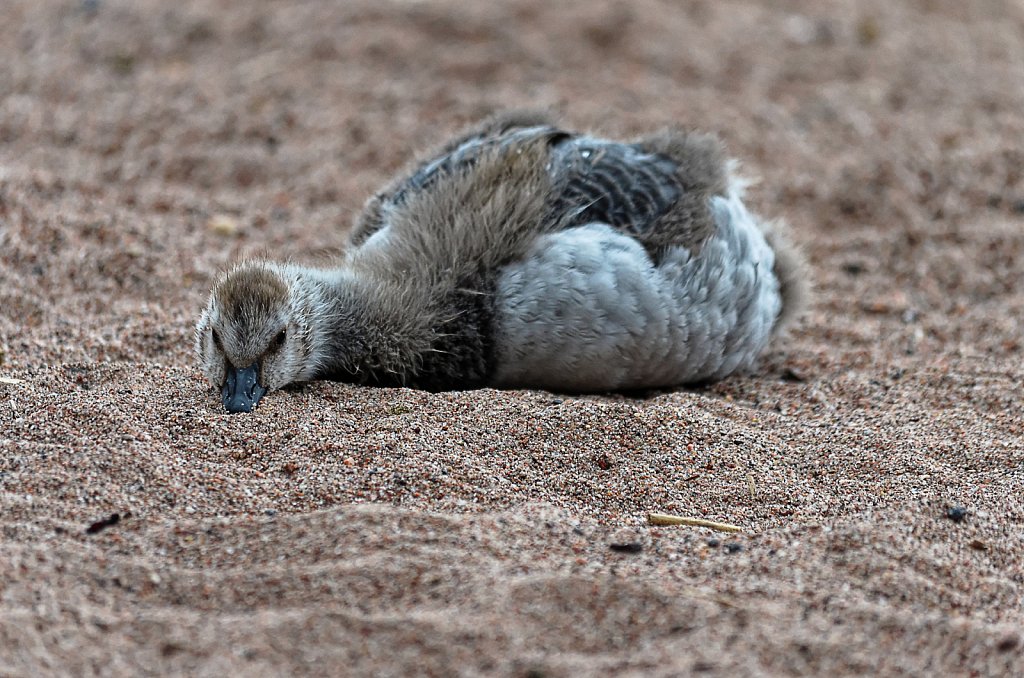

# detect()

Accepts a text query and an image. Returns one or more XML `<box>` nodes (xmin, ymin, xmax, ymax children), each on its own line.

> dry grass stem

<box><xmin>647</xmin><ymin>513</ymin><xmax>744</xmax><ymax>533</ymax></box>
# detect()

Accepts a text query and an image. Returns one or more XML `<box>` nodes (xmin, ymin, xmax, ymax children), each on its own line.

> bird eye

<box><xmin>274</xmin><ymin>328</ymin><xmax>287</xmax><ymax>349</ymax></box>
<box><xmin>211</xmin><ymin>328</ymin><xmax>222</xmax><ymax>350</ymax></box>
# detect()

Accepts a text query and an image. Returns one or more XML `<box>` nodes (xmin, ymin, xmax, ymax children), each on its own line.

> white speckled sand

<box><xmin>1</xmin><ymin>1</ymin><xmax>1023</xmax><ymax>675</ymax></box>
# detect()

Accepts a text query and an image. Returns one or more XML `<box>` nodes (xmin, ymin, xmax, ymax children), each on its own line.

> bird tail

<box><xmin>759</xmin><ymin>218</ymin><xmax>810</xmax><ymax>335</ymax></box>
<box><xmin>723</xmin><ymin>168</ymin><xmax>810</xmax><ymax>335</ymax></box>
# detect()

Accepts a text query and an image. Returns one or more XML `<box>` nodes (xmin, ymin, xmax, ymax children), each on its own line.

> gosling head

<box><xmin>195</xmin><ymin>261</ymin><xmax>318</xmax><ymax>413</ymax></box>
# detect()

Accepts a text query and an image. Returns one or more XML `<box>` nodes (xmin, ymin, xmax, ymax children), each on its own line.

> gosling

<box><xmin>195</xmin><ymin>112</ymin><xmax>807</xmax><ymax>412</ymax></box>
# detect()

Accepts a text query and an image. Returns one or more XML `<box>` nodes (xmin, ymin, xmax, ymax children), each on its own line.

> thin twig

<box><xmin>647</xmin><ymin>512</ymin><xmax>744</xmax><ymax>533</ymax></box>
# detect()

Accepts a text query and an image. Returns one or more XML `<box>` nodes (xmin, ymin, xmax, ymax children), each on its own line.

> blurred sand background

<box><xmin>1</xmin><ymin>0</ymin><xmax>1023</xmax><ymax>675</ymax></box>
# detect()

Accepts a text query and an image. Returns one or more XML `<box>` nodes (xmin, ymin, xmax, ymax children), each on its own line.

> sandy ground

<box><xmin>2</xmin><ymin>0</ymin><xmax>1023</xmax><ymax>675</ymax></box>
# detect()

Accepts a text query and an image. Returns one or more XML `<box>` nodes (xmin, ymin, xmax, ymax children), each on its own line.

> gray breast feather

<box><xmin>490</xmin><ymin>183</ymin><xmax>782</xmax><ymax>391</ymax></box>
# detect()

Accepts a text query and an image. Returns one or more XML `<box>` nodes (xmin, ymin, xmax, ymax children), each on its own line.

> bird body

<box><xmin>196</xmin><ymin>112</ymin><xmax>807</xmax><ymax>412</ymax></box>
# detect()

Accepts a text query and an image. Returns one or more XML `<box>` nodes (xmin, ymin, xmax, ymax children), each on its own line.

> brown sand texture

<box><xmin>2</xmin><ymin>1</ymin><xmax>1023</xmax><ymax>675</ymax></box>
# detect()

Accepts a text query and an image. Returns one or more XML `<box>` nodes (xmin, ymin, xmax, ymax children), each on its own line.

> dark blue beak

<box><xmin>222</xmin><ymin>363</ymin><xmax>267</xmax><ymax>413</ymax></box>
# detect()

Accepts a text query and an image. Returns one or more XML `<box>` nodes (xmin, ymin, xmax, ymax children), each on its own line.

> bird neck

<box><xmin>296</xmin><ymin>266</ymin><xmax>435</xmax><ymax>385</ymax></box>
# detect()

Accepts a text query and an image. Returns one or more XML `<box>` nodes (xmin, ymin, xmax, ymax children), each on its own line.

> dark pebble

<box><xmin>996</xmin><ymin>633</ymin><xmax>1020</xmax><ymax>652</ymax></box>
<box><xmin>85</xmin><ymin>513</ymin><xmax>121</xmax><ymax>535</ymax></box>
<box><xmin>782</xmin><ymin>367</ymin><xmax>807</xmax><ymax>382</ymax></box>
<box><xmin>609</xmin><ymin>542</ymin><xmax>643</xmax><ymax>554</ymax></box>
<box><xmin>264</xmin><ymin>509</ymin><xmax>278</xmax><ymax>517</ymax></box>
<box><xmin>724</xmin><ymin>542</ymin><xmax>743</xmax><ymax>554</ymax></box>
<box><xmin>842</xmin><ymin>261</ymin><xmax>865</xmax><ymax>275</ymax></box>
<box><xmin>706</xmin><ymin>538</ymin><xmax>721</xmax><ymax>548</ymax></box>
<box><xmin>945</xmin><ymin>506</ymin><xmax>968</xmax><ymax>523</ymax></box>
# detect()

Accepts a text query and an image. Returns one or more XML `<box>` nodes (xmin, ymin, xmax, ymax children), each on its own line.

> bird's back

<box><xmin>350</xmin><ymin>113</ymin><xmax>727</xmax><ymax>257</ymax></box>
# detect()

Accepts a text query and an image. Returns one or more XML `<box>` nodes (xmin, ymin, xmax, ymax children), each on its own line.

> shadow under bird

<box><xmin>196</xmin><ymin>112</ymin><xmax>808</xmax><ymax>413</ymax></box>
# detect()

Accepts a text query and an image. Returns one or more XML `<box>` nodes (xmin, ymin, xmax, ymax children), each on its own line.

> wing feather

<box><xmin>352</xmin><ymin>114</ymin><xmax>728</xmax><ymax>256</ymax></box>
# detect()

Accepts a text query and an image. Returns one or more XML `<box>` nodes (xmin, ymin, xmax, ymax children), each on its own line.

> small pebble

<box><xmin>207</xmin><ymin>214</ymin><xmax>240</xmax><ymax>237</ymax></box>
<box><xmin>945</xmin><ymin>506</ymin><xmax>968</xmax><ymax>523</ymax></box>
<box><xmin>85</xmin><ymin>513</ymin><xmax>121</xmax><ymax>535</ymax></box>
<box><xmin>996</xmin><ymin>633</ymin><xmax>1020</xmax><ymax>652</ymax></box>
<box><xmin>724</xmin><ymin>543</ymin><xmax>743</xmax><ymax>554</ymax></box>
<box><xmin>782</xmin><ymin>367</ymin><xmax>807</xmax><ymax>383</ymax></box>
<box><xmin>856</xmin><ymin>16</ymin><xmax>881</xmax><ymax>46</ymax></box>
<box><xmin>609</xmin><ymin>542</ymin><xmax>643</xmax><ymax>554</ymax></box>
<box><xmin>842</xmin><ymin>261</ymin><xmax>866</xmax><ymax>276</ymax></box>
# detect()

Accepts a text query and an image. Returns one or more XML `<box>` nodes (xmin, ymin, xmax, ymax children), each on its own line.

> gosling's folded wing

<box><xmin>547</xmin><ymin>130</ymin><xmax>728</xmax><ymax>254</ymax></box>
<box><xmin>352</xmin><ymin>113</ymin><xmax>728</xmax><ymax>256</ymax></box>
<box><xmin>349</xmin><ymin>111</ymin><xmax>561</xmax><ymax>247</ymax></box>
